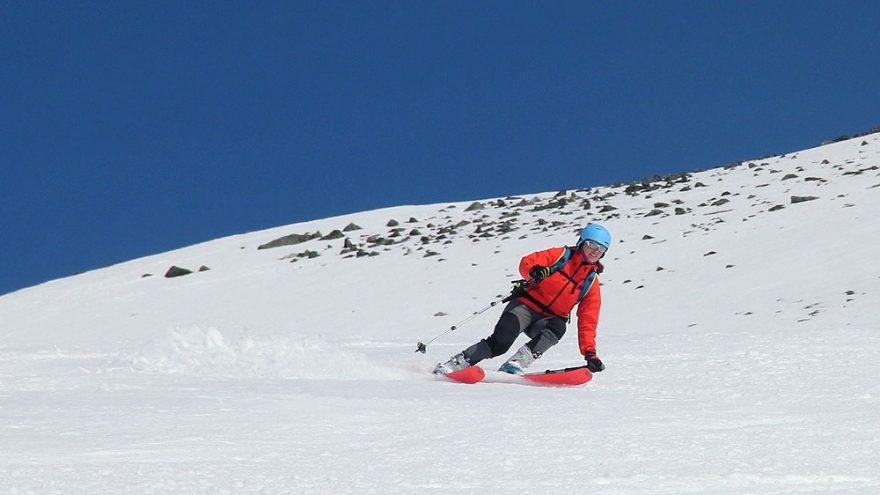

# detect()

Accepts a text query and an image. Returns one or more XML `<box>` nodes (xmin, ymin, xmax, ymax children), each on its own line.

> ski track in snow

<box><xmin>2</xmin><ymin>135</ymin><xmax>880</xmax><ymax>493</ymax></box>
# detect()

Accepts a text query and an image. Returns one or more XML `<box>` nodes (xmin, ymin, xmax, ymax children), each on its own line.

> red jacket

<box><xmin>517</xmin><ymin>247</ymin><xmax>602</xmax><ymax>355</ymax></box>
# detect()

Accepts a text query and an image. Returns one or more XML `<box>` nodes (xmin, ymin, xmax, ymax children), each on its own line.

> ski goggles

<box><xmin>581</xmin><ymin>239</ymin><xmax>608</xmax><ymax>253</ymax></box>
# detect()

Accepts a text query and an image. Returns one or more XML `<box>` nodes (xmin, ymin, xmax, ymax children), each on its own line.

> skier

<box><xmin>434</xmin><ymin>223</ymin><xmax>610</xmax><ymax>375</ymax></box>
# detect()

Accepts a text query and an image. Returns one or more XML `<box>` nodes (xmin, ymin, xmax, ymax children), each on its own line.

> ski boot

<box><xmin>498</xmin><ymin>345</ymin><xmax>538</xmax><ymax>375</ymax></box>
<box><xmin>433</xmin><ymin>352</ymin><xmax>471</xmax><ymax>375</ymax></box>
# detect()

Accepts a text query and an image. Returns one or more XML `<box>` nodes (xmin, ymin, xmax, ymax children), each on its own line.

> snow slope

<box><xmin>2</xmin><ymin>134</ymin><xmax>880</xmax><ymax>494</ymax></box>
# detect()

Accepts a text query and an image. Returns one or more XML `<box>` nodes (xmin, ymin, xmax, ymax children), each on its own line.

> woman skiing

<box><xmin>434</xmin><ymin>223</ymin><xmax>610</xmax><ymax>375</ymax></box>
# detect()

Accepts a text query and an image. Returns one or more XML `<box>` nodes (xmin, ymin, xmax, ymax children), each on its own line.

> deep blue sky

<box><xmin>2</xmin><ymin>1</ymin><xmax>879</xmax><ymax>295</ymax></box>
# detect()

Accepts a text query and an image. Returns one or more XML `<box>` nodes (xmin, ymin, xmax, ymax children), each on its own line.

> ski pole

<box><xmin>414</xmin><ymin>279</ymin><xmax>531</xmax><ymax>353</ymax></box>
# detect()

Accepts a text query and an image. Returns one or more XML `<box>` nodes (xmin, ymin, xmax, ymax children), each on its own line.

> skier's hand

<box><xmin>584</xmin><ymin>351</ymin><xmax>605</xmax><ymax>372</ymax></box>
<box><xmin>528</xmin><ymin>265</ymin><xmax>551</xmax><ymax>282</ymax></box>
<box><xmin>509</xmin><ymin>279</ymin><xmax>528</xmax><ymax>297</ymax></box>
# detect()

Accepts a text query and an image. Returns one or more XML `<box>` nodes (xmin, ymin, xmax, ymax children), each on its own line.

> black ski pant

<box><xmin>461</xmin><ymin>300</ymin><xmax>566</xmax><ymax>365</ymax></box>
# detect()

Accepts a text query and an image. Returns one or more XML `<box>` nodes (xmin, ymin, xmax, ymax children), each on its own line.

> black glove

<box><xmin>528</xmin><ymin>265</ymin><xmax>551</xmax><ymax>282</ymax></box>
<box><xmin>507</xmin><ymin>279</ymin><xmax>528</xmax><ymax>300</ymax></box>
<box><xmin>584</xmin><ymin>351</ymin><xmax>605</xmax><ymax>372</ymax></box>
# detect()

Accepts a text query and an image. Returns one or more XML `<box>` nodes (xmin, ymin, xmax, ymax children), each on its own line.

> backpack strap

<box><xmin>578</xmin><ymin>268</ymin><xmax>598</xmax><ymax>303</ymax></box>
<box><xmin>547</xmin><ymin>247</ymin><xmax>572</xmax><ymax>276</ymax></box>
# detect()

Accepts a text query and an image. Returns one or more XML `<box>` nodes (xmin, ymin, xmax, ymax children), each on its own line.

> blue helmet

<box><xmin>578</xmin><ymin>223</ymin><xmax>612</xmax><ymax>250</ymax></box>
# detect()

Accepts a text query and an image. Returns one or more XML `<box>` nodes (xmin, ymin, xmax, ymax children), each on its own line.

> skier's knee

<box><xmin>547</xmin><ymin>319</ymin><xmax>566</xmax><ymax>340</ymax></box>
<box><xmin>485</xmin><ymin>312</ymin><xmax>523</xmax><ymax>357</ymax></box>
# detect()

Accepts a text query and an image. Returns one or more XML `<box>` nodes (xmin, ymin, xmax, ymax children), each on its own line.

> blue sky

<box><xmin>2</xmin><ymin>1</ymin><xmax>879</xmax><ymax>295</ymax></box>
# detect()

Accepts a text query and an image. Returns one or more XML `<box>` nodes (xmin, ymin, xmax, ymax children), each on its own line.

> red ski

<box><xmin>439</xmin><ymin>366</ymin><xmax>486</xmax><ymax>384</ymax></box>
<box><xmin>439</xmin><ymin>365</ymin><xmax>592</xmax><ymax>386</ymax></box>
<box><xmin>521</xmin><ymin>366</ymin><xmax>593</xmax><ymax>386</ymax></box>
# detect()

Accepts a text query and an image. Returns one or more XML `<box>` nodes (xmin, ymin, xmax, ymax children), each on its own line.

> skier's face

<box><xmin>581</xmin><ymin>240</ymin><xmax>606</xmax><ymax>262</ymax></box>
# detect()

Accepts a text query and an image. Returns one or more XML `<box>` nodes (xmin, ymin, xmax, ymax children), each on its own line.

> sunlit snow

<box><xmin>2</xmin><ymin>134</ymin><xmax>879</xmax><ymax>494</ymax></box>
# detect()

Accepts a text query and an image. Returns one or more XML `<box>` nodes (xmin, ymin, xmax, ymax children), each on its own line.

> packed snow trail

<box><xmin>2</xmin><ymin>135</ymin><xmax>880</xmax><ymax>493</ymax></box>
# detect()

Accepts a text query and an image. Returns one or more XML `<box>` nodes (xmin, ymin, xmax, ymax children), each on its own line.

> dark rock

<box><xmin>624</xmin><ymin>184</ymin><xmax>643</xmax><ymax>195</ymax></box>
<box><xmin>198</xmin><ymin>265</ymin><xmax>210</xmax><ymax>272</ymax></box>
<box><xmin>497</xmin><ymin>222</ymin><xmax>515</xmax><ymax>234</ymax></box>
<box><xmin>782</xmin><ymin>173</ymin><xmax>798</xmax><ymax>181</ymax></box>
<box><xmin>322</xmin><ymin>230</ymin><xmax>345</xmax><ymax>240</ymax></box>
<box><xmin>711</xmin><ymin>198</ymin><xmax>730</xmax><ymax>207</ymax></box>
<box><xmin>387</xmin><ymin>219</ymin><xmax>400</xmax><ymax>227</ymax></box>
<box><xmin>367</xmin><ymin>236</ymin><xmax>395</xmax><ymax>246</ymax></box>
<box><xmin>437</xmin><ymin>225</ymin><xmax>456</xmax><ymax>235</ymax></box>
<box><xmin>769</xmin><ymin>205</ymin><xmax>785</xmax><ymax>212</ymax></box>
<box><xmin>465</xmin><ymin>202</ymin><xmax>485</xmax><ymax>211</ymax></box>
<box><xmin>165</xmin><ymin>266</ymin><xmax>192</xmax><ymax>278</ymax></box>
<box><xmin>674</xmin><ymin>207</ymin><xmax>688</xmax><ymax>215</ymax></box>
<box><xmin>533</xmin><ymin>198</ymin><xmax>567</xmax><ymax>211</ymax></box>
<box><xmin>791</xmin><ymin>195</ymin><xmax>819</xmax><ymax>204</ymax></box>
<box><xmin>343</xmin><ymin>223</ymin><xmax>362</xmax><ymax>232</ymax></box>
<box><xmin>259</xmin><ymin>232</ymin><xmax>321</xmax><ymax>250</ymax></box>
<box><xmin>644</xmin><ymin>209</ymin><xmax>664</xmax><ymax>217</ymax></box>
<box><xmin>704</xmin><ymin>251</ymin><xmax>717</xmax><ymax>256</ymax></box>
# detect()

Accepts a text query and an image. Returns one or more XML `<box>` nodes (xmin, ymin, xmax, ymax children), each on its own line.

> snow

<box><xmin>2</xmin><ymin>135</ymin><xmax>880</xmax><ymax>493</ymax></box>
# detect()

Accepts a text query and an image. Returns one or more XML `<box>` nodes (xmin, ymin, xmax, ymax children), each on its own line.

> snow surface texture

<box><xmin>2</xmin><ymin>135</ymin><xmax>880</xmax><ymax>494</ymax></box>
